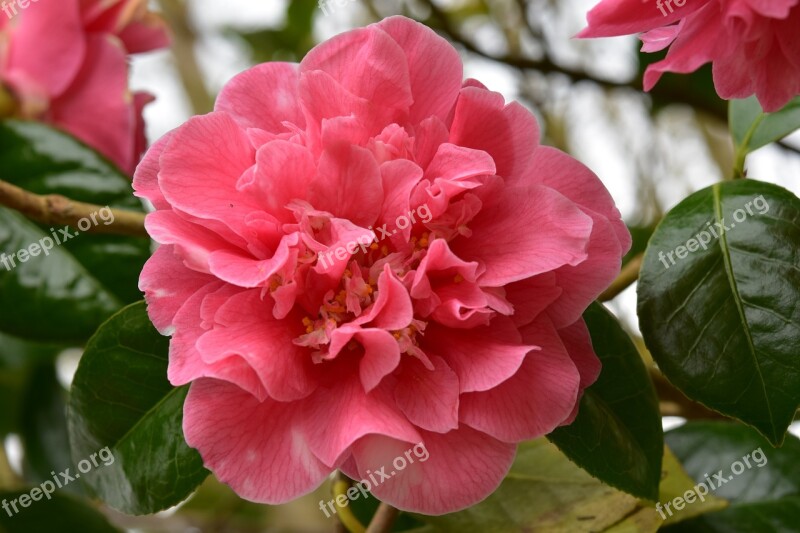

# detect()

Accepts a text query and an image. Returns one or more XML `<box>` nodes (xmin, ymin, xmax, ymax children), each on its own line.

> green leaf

<box><xmin>20</xmin><ymin>363</ymin><xmax>81</xmax><ymax>494</ymax></box>
<box><xmin>0</xmin><ymin>332</ymin><xmax>63</xmax><ymax>437</ymax></box>
<box><xmin>0</xmin><ymin>120</ymin><xmax>150</xmax><ymax>343</ymax></box>
<box><xmin>233</xmin><ymin>0</ymin><xmax>317</xmax><ymax>62</ymax></box>
<box><xmin>605</xmin><ymin>447</ymin><xmax>727</xmax><ymax>531</ymax></box>
<box><xmin>414</xmin><ymin>440</ymin><xmax>724</xmax><ymax>533</ymax></box>
<box><xmin>638</xmin><ymin>179</ymin><xmax>800</xmax><ymax>445</ymax></box>
<box><xmin>663</xmin><ymin>421</ymin><xmax>800</xmax><ymax>532</ymax></box>
<box><xmin>67</xmin><ymin>302</ymin><xmax>208</xmax><ymax>515</ymax></box>
<box><xmin>730</xmin><ymin>96</ymin><xmax>800</xmax><ymax>176</ymax></box>
<box><xmin>0</xmin><ymin>489</ymin><xmax>120</xmax><ymax>533</ymax></box>
<box><xmin>549</xmin><ymin>302</ymin><xmax>663</xmax><ymax>501</ymax></box>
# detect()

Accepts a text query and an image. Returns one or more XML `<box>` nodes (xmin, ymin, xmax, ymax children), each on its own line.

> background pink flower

<box><xmin>579</xmin><ymin>0</ymin><xmax>800</xmax><ymax>112</ymax></box>
<box><xmin>0</xmin><ymin>0</ymin><xmax>169</xmax><ymax>173</ymax></box>
<box><xmin>135</xmin><ymin>16</ymin><xmax>630</xmax><ymax>515</ymax></box>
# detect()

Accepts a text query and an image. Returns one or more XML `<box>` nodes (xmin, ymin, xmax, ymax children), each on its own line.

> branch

<box><xmin>0</xmin><ymin>179</ymin><xmax>148</xmax><ymax>238</ymax></box>
<box><xmin>778</xmin><ymin>139</ymin><xmax>800</xmax><ymax>156</ymax></box>
<box><xmin>424</xmin><ymin>1</ymin><xmax>727</xmax><ymax>121</ymax></box>
<box><xmin>157</xmin><ymin>0</ymin><xmax>215</xmax><ymax>115</ymax></box>
<box><xmin>365</xmin><ymin>502</ymin><xmax>400</xmax><ymax>533</ymax></box>
<box><xmin>599</xmin><ymin>253</ymin><xmax>643</xmax><ymax>301</ymax></box>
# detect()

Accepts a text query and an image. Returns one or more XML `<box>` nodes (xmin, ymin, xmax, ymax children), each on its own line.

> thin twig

<box><xmin>423</xmin><ymin>1</ymin><xmax>727</xmax><ymax>121</ymax></box>
<box><xmin>599</xmin><ymin>253</ymin><xmax>643</xmax><ymax>301</ymax></box>
<box><xmin>0</xmin><ymin>179</ymin><xmax>148</xmax><ymax>237</ymax></box>
<box><xmin>777</xmin><ymin>139</ymin><xmax>800</xmax><ymax>156</ymax></box>
<box><xmin>365</xmin><ymin>502</ymin><xmax>400</xmax><ymax>533</ymax></box>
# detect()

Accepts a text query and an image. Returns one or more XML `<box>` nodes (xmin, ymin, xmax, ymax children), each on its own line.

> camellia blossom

<box><xmin>0</xmin><ymin>0</ymin><xmax>169</xmax><ymax>173</ymax></box>
<box><xmin>135</xmin><ymin>16</ymin><xmax>630</xmax><ymax>514</ymax></box>
<box><xmin>579</xmin><ymin>0</ymin><xmax>800</xmax><ymax>112</ymax></box>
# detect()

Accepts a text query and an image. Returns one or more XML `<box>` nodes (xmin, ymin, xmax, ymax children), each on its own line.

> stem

<box><xmin>732</xmin><ymin>115</ymin><xmax>764</xmax><ymax>179</ymax></box>
<box><xmin>365</xmin><ymin>502</ymin><xmax>400</xmax><ymax>533</ymax></box>
<box><xmin>0</xmin><ymin>179</ymin><xmax>148</xmax><ymax>237</ymax></box>
<box><xmin>0</xmin><ymin>85</ymin><xmax>16</xmax><ymax>119</ymax></box>
<box><xmin>333</xmin><ymin>473</ymin><xmax>366</xmax><ymax>533</ymax></box>
<box><xmin>0</xmin><ymin>445</ymin><xmax>20</xmax><ymax>490</ymax></box>
<box><xmin>599</xmin><ymin>253</ymin><xmax>643</xmax><ymax>302</ymax></box>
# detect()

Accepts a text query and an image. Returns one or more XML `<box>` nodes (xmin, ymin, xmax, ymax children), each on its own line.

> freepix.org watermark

<box><xmin>658</xmin><ymin>195</ymin><xmax>769</xmax><ymax>270</ymax></box>
<box><xmin>317</xmin><ymin>0</ymin><xmax>358</xmax><ymax>17</ymax></box>
<box><xmin>1</xmin><ymin>0</ymin><xmax>39</xmax><ymax>20</ymax></box>
<box><xmin>317</xmin><ymin>204</ymin><xmax>432</xmax><ymax>270</ymax></box>
<box><xmin>655</xmin><ymin>447</ymin><xmax>767</xmax><ymax>520</ymax></box>
<box><xmin>319</xmin><ymin>442</ymin><xmax>430</xmax><ymax>518</ymax></box>
<box><xmin>2</xmin><ymin>447</ymin><xmax>115</xmax><ymax>517</ymax></box>
<box><xmin>656</xmin><ymin>0</ymin><xmax>687</xmax><ymax>17</ymax></box>
<box><xmin>0</xmin><ymin>206</ymin><xmax>115</xmax><ymax>272</ymax></box>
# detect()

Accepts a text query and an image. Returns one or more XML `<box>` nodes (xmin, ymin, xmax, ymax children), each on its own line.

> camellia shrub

<box><xmin>0</xmin><ymin>1</ymin><xmax>798</xmax><ymax>532</ymax></box>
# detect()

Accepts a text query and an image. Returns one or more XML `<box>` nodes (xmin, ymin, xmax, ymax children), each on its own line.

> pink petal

<box><xmin>247</xmin><ymin>140</ymin><xmax>317</xmax><ymax>221</ymax></box>
<box><xmin>158</xmin><ymin>112</ymin><xmax>262</xmax><ymax>240</ymax></box>
<box><xmin>168</xmin><ymin>282</ymin><xmax>267</xmax><ymax>400</ymax></box>
<box><xmin>450</xmin><ymin>183</ymin><xmax>593</xmax><ymax>286</ymax></box>
<box><xmin>215</xmin><ymin>62</ymin><xmax>305</xmax><ymax>133</ymax></box>
<box><xmin>301</xmin><ymin>375</ymin><xmax>421</xmax><ymax>467</ymax></box>
<box><xmin>523</xmin><ymin>146</ymin><xmax>631</xmax><ymax>253</ymax></box>
<box><xmin>421</xmin><ymin>317</ymin><xmax>532</xmax><ymax>393</ymax></box>
<box><xmin>346</xmin><ymin>427</ymin><xmax>516</xmax><ymax>514</ymax></box>
<box><xmin>196</xmin><ymin>289</ymin><xmax>320</xmax><ymax>402</ymax></box>
<box><xmin>300</xmin><ymin>25</ymin><xmax>412</xmax><ymax>114</ymax></box>
<box><xmin>557</xmin><ymin>317</ymin><xmax>601</xmax><ymax>426</ymax></box>
<box><xmin>139</xmin><ymin>245</ymin><xmax>216</xmax><ymax>333</ymax></box>
<box><xmin>117</xmin><ymin>14</ymin><xmax>171</xmax><ymax>54</ymax></box>
<box><xmin>461</xmin><ymin>315</ymin><xmax>581</xmax><ymax>441</ymax></box>
<box><xmin>449</xmin><ymin>87</ymin><xmax>539</xmax><ymax>180</ymax></box>
<box><xmin>49</xmin><ymin>35</ymin><xmax>134</xmax><ymax>173</ymax></box>
<box><xmin>6</xmin><ymin>0</ymin><xmax>85</xmax><ymax>97</ymax></box>
<box><xmin>309</xmin><ymin>143</ymin><xmax>383</xmax><ymax>227</ymax></box>
<box><xmin>183</xmin><ymin>379</ymin><xmax>331</xmax><ymax>503</ymax></box>
<box><xmin>395</xmin><ymin>356</ymin><xmax>459</xmax><ymax>432</ymax></box>
<box><xmin>505</xmin><ymin>273</ymin><xmax>563</xmax><ymax>327</ymax></box>
<box><xmin>577</xmin><ymin>0</ymin><xmax>711</xmax><ymax>38</ymax></box>
<box><xmin>377</xmin><ymin>16</ymin><xmax>463</xmax><ymax>123</ymax></box>
<box><xmin>133</xmin><ymin>130</ymin><xmax>173</xmax><ymax>210</ymax></box>
<box><xmin>643</xmin><ymin>3</ymin><xmax>724</xmax><ymax>91</ymax></box>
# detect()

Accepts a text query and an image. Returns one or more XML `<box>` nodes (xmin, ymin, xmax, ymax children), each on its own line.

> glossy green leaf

<box><xmin>0</xmin><ymin>489</ymin><xmax>120</xmax><ymax>533</ymax></box>
<box><xmin>730</xmin><ymin>96</ymin><xmax>800</xmax><ymax>156</ymax></box>
<box><xmin>414</xmin><ymin>440</ymin><xmax>724</xmax><ymax>533</ymax></box>
<box><xmin>67</xmin><ymin>302</ymin><xmax>208</xmax><ymax>515</ymax></box>
<box><xmin>638</xmin><ymin>179</ymin><xmax>800</xmax><ymax>445</ymax></box>
<box><xmin>663</xmin><ymin>421</ymin><xmax>800</xmax><ymax>532</ymax></box>
<box><xmin>549</xmin><ymin>303</ymin><xmax>663</xmax><ymax>500</ymax></box>
<box><xmin>0</xmin><ymin>120</ymin><xmax>150</xmax><ymax>343</ymax></box>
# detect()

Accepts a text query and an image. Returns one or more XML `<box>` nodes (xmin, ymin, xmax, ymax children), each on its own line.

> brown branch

<box><xmin>365</xmin><ymin>502</ymin><xmax>400</xmax><ymax>533</ymax></box>
<box><xmin>157</xmin><ymin>0</ymin><xmax>215</xmax><ymax>115</ymax></box>
<box><xmin>423</xmin><ymin>2</ymin><xmax>727</xmax><ymax>121</ymax></box>
<box><xmin>0</xmin><ymin>179</ymin><xmax>148</xmax><ymax>237</ymax></box>
<box><xmin>778</xmin><ymin>139</ymin><xmax>800</xmax><ymax>156</ymax></box>
<box><xmin>599</xmin><ymin>253</ymin><xmax>643</xmax><ymax>301</ymax></box>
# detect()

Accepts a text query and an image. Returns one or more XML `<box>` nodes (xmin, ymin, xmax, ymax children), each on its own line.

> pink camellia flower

<box><xmin>135</xmin><ymin>16</ymin><xmax>630</xmax><ymax>514</ymax></box>
<box><xmin>0</xmin><ymin>0</ymin><xmax>169</xmax><ymax>173</ymax></box>
<box><xmin>579</xmin><ymin>0</ymin><xmax>800</xmax><ymax>112</ymax></box>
